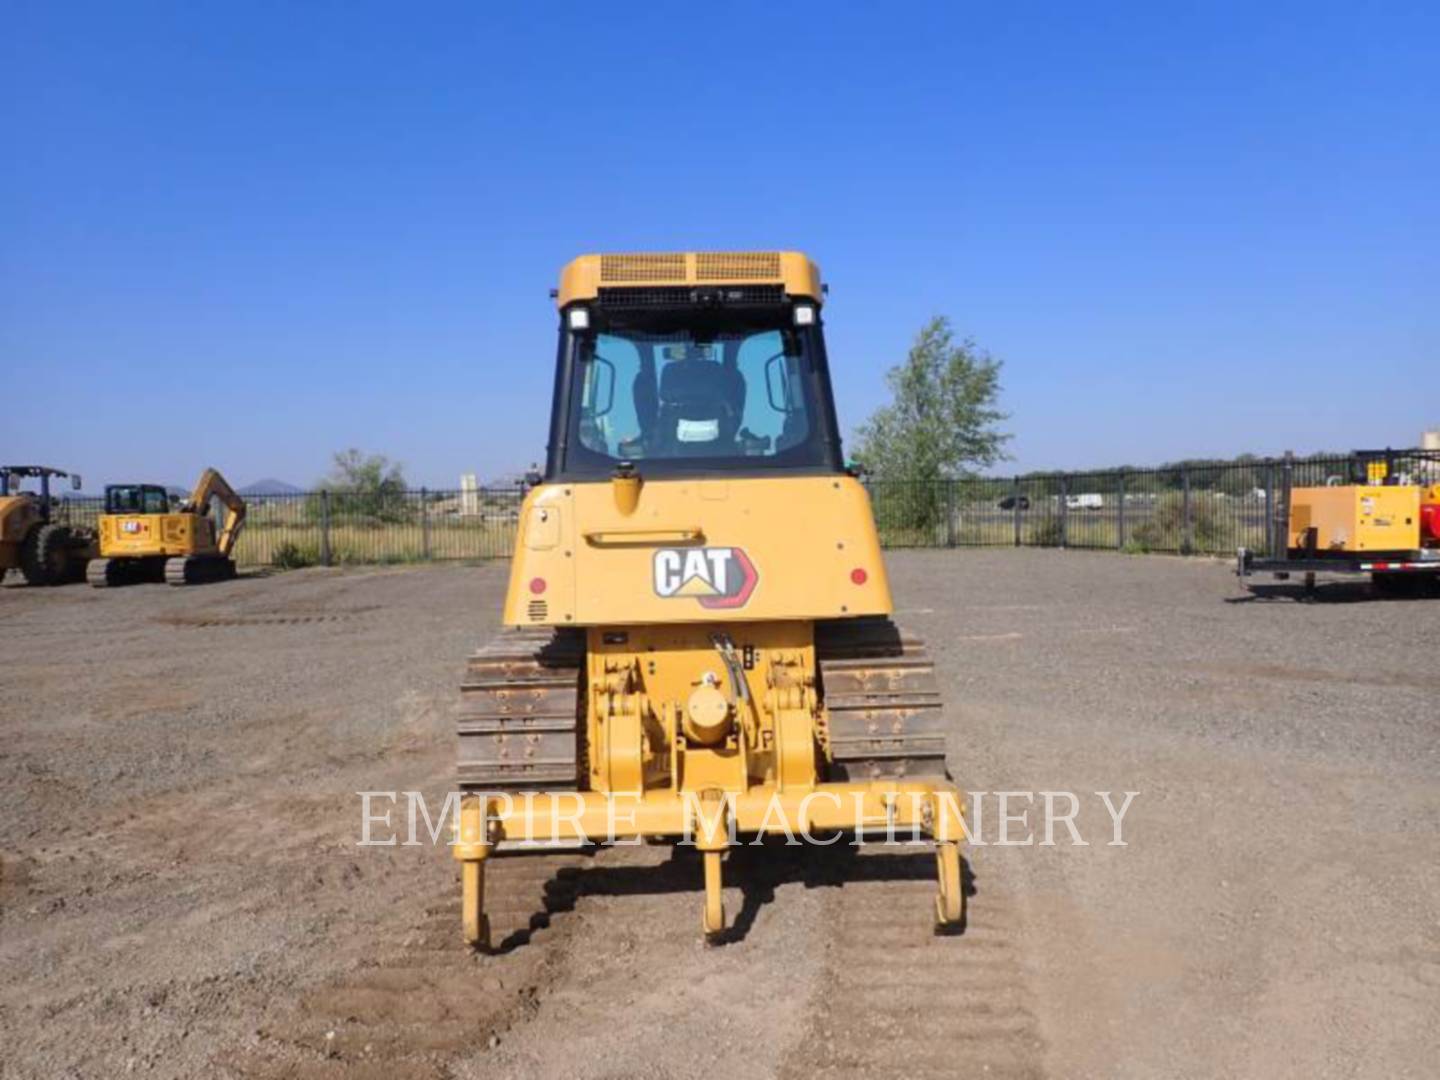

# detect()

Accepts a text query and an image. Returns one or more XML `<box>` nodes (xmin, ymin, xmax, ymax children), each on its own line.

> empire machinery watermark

<box><xmin>355</xmin><ymin>790</ymin><xmax>1140</xmax><ymax>849</ymax></box>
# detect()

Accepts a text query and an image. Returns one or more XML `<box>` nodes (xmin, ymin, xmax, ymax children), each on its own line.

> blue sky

<box><xmin>3</xmin><ymin>1</ymin><xmax>1436</xmax><ymax>488</ymax></box>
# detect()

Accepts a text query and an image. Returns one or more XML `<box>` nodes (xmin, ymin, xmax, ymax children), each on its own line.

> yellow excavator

<box><xmin>0</xmin><ymin>466</ymin><xmax>96</xmax><ymax>585</ymax></box>
<box><xmin>87</xmin><ymin>467</ymin><xmax>247</xmax><ymax>586</ymax></box>
<box><xmin>452</xmin><ymin>252</ymin><xmax>965</xmax><ymax>948</ymax></box>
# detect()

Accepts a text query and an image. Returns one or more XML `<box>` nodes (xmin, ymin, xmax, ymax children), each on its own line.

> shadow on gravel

<box><xmin>1228</xmin><ymin>580</ymin><xmax>1438</xmax><ymax>604</ymax></box>
<box><xmin>495</xmin><ymin>839</ymin><xmax>978</xmax><ymax>950</ymax></box>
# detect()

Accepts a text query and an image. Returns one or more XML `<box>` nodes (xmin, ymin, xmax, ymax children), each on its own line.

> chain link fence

<box><xmin>47</xmin><ymin>449</ymin><xmax>1439</xmax><ymax>567</ymax></box>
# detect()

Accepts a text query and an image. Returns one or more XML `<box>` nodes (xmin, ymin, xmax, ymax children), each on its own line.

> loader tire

<box><xmin>20</xmin><ymin>524</ymin><xmax>74</xmax><ymax>586</ymax></box>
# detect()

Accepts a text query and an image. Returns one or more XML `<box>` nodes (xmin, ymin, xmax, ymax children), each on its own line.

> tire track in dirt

<box><xmin>778</xmin><ymin>846</ymin><xmax>1047</xmax><ymax>1079</ymax></box>
<box><xmin>456</xmin><ymin>841</ymin><xmax>835</xmax><ymax>1079</ymax></box>
<box><xmin>223</xmin><ymin>853</ymin><xmax>593</xmax><ymax>1079</ymax></box>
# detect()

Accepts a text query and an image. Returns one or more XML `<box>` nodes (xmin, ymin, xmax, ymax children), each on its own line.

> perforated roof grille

<box><xmin>595</xmin><ymin>284</ymin><xmax>786</xmax><ymax>309</ymax></box>
<box><xmin>600</xmin><ymin>253</ymin><xmax>686</xmax><ymax>283</ymax></box>
<box><xmin>695</xmin><ymin>252</ymin><xmax>782</xmax><ymax>280</ymax></box>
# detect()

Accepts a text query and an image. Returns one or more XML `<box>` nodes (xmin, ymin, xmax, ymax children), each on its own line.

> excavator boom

<box><xmin>184</xmin><ymin>468</ymin><xmax>247</xmax><ymax>557</ymax></box>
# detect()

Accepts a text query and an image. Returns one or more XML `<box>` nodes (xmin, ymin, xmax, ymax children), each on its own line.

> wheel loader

<box><xmin>0</xmin><ymin>466</ymin><xmax>96</xmax><ymax>585</ymax></box>
<box><xmin>87</xmin><ymin>467</ymin><xmax>247</xmax><ymax>586</ymax></box>
<box><xmin>453</xmin><ymin>251</ymin><xmax>966</xmax><ymax>947</ymax></box>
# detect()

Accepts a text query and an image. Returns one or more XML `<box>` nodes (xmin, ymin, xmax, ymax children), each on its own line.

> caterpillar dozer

<box><xmin>87</xmin><ymin>467</ymin><xmax>247</xmax><ymax>586</ymax></box>
<box><xmin>453</xmin><ymin>251</ymin><xmax>966</xmax><ymax>948</ymax></box>
<box><xmin>0</xmin><ymin>466</ymin><xmax>96</xmax><ymax>585</ymax></box>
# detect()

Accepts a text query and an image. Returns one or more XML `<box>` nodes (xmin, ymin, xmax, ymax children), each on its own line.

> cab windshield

<box><xmin>106</xmin><ymin>486</ymin><xmax>170</xmax><ymax>514</ymax></box>
<box><xmin>553</xmin><ymin>313</ymin><xmax>843</xmax><ymax>478</ymax></box>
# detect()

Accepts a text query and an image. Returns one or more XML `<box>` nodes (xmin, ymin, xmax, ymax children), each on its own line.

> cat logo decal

<box><xmin>652</xmin><ymin>547</ymin><xmax>759</xmax><ymax>609</ymax></box>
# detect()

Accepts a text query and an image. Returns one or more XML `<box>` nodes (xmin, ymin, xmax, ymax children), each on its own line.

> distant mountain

<box><xmin>239</xmin><ymin>478</ymin><xmax>304</xmax><ymax>497</ymax></box>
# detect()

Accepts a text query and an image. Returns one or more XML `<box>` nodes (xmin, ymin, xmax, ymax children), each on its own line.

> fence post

<box><xmin>1275</xmin><ymin>452</ymin><xmax>1294</xmax><ymax>560</ymax></box>
<box><xmin>319</xmin><ymin>489</ymin><xmax>332</xmax><ymax>567</ymax></box>
<box><xmin>1058</xmin><ymin>474</ymin><xmax>1068</xmax><ymax>549</ymax></box>
<box><xmin>945</xmin><ymin>481</ymin><xmax>956</xmax><ymax>548</ymax></box>
<box><xmin>1012</xmin><ymin>476</ymin><xmax>1022</xmax><ymax>547</ymax></box>
<box><xmin>1263</xmin><ymin>461</ymin><xmax>1275</xmax><ymax>558</ymax></box>
<box><xmin>1181</xmin><ymin>466</ymin><xmax>1193</xmax><ymax>555</ymax></box>
<box><xmin>1117</xmin><ymin>471</ymin><xmax>1126</xmax><ymax>550</ymax></box>
<box><xmin>421</xmin><ymin>487</ymin><xmax>431</xmax><ymax>561</ymax></box>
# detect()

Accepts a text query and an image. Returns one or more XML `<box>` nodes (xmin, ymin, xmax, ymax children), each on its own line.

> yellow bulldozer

<box><xmin>453</xmin><ymin>251</ymin><xmax>965</xmax><ymax>948</ymax></box>
<box><xmin>87</xmin><ymin>467</ymin><xmax>247</xmax><ymax>587</ymax></box>
<box><xmin>0</xmin><ymin>466</ymin><xmax>96</xmax><ymax>585</ymax></box>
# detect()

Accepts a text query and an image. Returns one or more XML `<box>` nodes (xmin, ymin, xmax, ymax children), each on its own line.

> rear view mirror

<box><xmin>71</xmin><ymin>474</ymin><xmax>83</xmax><ymax>491</ymax></box>
<box><xmin>763</xmin><ymin>353</ymin><xmax>791</xmax><ymax>412</ymax></box>
<box><xmin>589</xmin><ymin>356</ymin><xmax>617</xmax><ymax>417</ymax></box>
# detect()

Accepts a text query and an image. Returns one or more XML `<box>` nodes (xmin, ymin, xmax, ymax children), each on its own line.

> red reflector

<box><xmin>850</xmin><ymin>567</ymin><xmax>868</xmax><ymax>585</ymax></box>
<box><xmin>529</xmin><ymin>577</ymin><xmax>547</xmax><ymax>594</ymax></box>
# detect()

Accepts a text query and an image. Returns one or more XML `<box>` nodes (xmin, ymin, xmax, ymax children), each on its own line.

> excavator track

<box><xmin>817</xmin><ymin>616</ymin><xmax>949</xmax><ymax>781</ymax></box>
<box><xmin>164</xmin><ymin>555</ymin><xmax>236</xmax><ymax>586</ymax></box>
<box><xmin>86</xmin><ymin>557</ymin><xmax>118</xmax><ymax>588</ymax></box>
<box><xmin>87</xmin><ymin>556</ymin><xmax>160</xmax><ymax>587</ymax></box>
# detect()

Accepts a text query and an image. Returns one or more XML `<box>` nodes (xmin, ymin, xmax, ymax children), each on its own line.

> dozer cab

<box><xmin>453</xmin><ymin>252</ymin><xmax>965</xmax><ymax>947</ymax></box>
<box><xmin>0</xmin><ymin>466</ymin><xmax>96</xmax><ymax>585</ymax></box>
<box><xmin>88</xmin><ymin>467</ymin><xmax>247</xmax><ymax>586</ymax></box>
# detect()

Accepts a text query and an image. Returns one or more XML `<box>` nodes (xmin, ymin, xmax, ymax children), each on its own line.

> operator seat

<box><xmin>655</xmin><ymin>359</ymin><xmax>744</xmax><ymax>455</ymax></box>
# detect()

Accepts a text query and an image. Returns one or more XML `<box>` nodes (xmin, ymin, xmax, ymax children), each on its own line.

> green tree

<box><xmin>854</xmin><ymin>317</ymin><xmax>1009</xmax><ymax>530</ymax></box>
<box><xmin>309</xmin><ymin>449</ymin><xmax>411</xmax><ymax>524</ymax></box>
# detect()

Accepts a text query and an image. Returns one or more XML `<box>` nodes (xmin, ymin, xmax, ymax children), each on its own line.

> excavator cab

<box><xmin>104</xmin><ymin>485</ymin><xmax>172</xmax><ymax>515</ymax></box>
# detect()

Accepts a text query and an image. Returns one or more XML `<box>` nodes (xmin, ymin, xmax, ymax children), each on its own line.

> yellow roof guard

<box><xmin>556</xmin><ymin>250</ymin><xmax>823</xmax><ymax>309</ymax></box>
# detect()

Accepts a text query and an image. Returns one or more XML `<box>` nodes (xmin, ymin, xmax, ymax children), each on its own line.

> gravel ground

<box><xmin>2</xmin><ymin>550</ymin><xmax>1437</xmax><ymax>1079</ymax></box>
